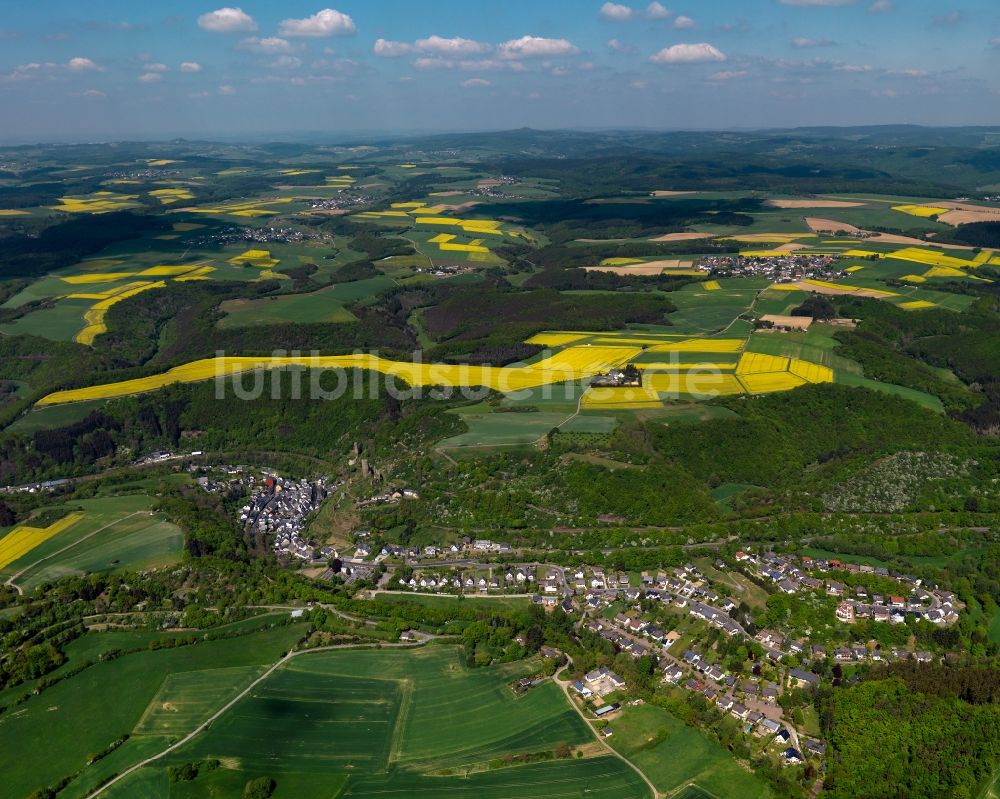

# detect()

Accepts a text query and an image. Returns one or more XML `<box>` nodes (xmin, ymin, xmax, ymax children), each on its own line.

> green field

<box><xmin>834</xmin><ymin>371</ymin><xmax>943</xmax><ymax>412</ymax></box>
<box><xmin>440</xmin><ymin>409</ymin><xmax>572</xmax><ymax>447</ymax></box>
<box><xmin>150</xmin><ymin>646</ymin><xmax>648</xmax><ymax>797</ymax></box>
<box><xmin>0</xmin><ymin>494</ymin><xmax>184</xmax><ymax>589</ymax></box>
<box><xmin>0</xmin><ymin>622</ymin><xmax>307</xmax><ymax>799</ymax></box>
<box><xmin>217</xmin><ymin>276</ymin><xmax>394</xmax><ymax>328</ymax></box>
<box><xmin>6</xmin><ymin>398</ymin><xmax>111</xmax><ymax>433</ymax></box>
<box><xmin>605</xmin><ymin>703</ymin><xmax>772</xmax><ymax>799</ymax></box>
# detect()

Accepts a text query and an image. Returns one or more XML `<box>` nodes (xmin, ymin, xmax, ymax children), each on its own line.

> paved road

<box><xmin>554</xmin><ymin>655</ymin><xmax>662</xmax><ymax>799</ymax></box>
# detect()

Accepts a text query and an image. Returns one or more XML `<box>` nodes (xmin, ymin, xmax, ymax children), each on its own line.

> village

<box><xmin>701</xmin><ymin>252</ymin><xmax>847</xmax><ymax>283</ymax></box>
<box><xmin>196</xmin><ymin>465</ymin><xmax>336</xmax><ymax>562</ymax></box>
<box><xmin>347</xmin><ymin>541</ymin><xmax>969</xmax><ymax>772</ymax></box>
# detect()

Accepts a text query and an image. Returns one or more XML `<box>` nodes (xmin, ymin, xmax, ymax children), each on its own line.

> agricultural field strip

<box><xmin>88</xmin><ymin>643</ymin><xmax>620</xmax><ymax>799</ymax></box>
<box><xmin>86</xmin><ymin>643</ymin><xmax>430</xmax><ymax>799</ymax></box>
<box><xmin>0</xmin><ymin>512</ymin><xmax>84</xmax><ymax>572</ymax></box>
<box><xmin>4</xmin><ymin>510</ymin><xmax>150</xmax><ymax>593</ymax></box>
<box><xmin>38</xmin><ymin>347</ymin><xmax>643</xmax><ymax>405</ymax></box>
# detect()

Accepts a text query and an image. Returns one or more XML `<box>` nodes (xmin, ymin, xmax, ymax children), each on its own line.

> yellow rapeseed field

<box><xmin>580</xmin><ymin>387</ymin><xmax>663</xmax><ymax>409</ymax></box>
<box><xmin>75</xmin><ymin>281</ymin><xmax>166</xmax><ymax>345</ymax></box>
<box><xmin>0</xmin><ymin>209</ymin><xmax>30</xmax><ymax>216</ymax></box>
<box><xmin>0</xmin><ymin>512</ymin><xmax>84</xmax><ymax>570</ymax></box>
<box><xmin>600</xmin><ymin>258</ymin><xmax>645</xmax><ymax>266</ymax></box>
<box><xmin>736</xmin><ymin>352</ymin><xmax>790</xmax><ymax>374</ymax></box>
<box><xmin>524</xmin><ymin>332</ymin><xmax>588</xmax><ymax>347</ymax></box>
<box><xmin>38</xmin><ymin>346</ymin><xmax>643</xmax><ymax>405</ymax></box>
<box><xmin>647</xmin><ymin>339</ymin><xmax>745</xmax><ymax>353</ymax></box>
<box><xmin>897</xmin><ymin>300</ymin><xmax>936</xmax><ymax>310</ymax></box>
<box><xmin>702</xmin><ymin>280</ymin><xmax>721</xmax><ymax>290</ymax></box>
<box><xmin>885</xmin><ymin>248</ymin><xmax>974</xmax><ymax>270</ymax></box>
<box><xmin>645</xmin><ymin>372</ymin><xmax>744</xmax><ymax>396</ymax></box>
<box><xmin>901</xmin><ymin>274</ymin><xmax>927</xmax><ymax>283</ymax></box>
<box><xmin>923</xmin><ymin>266</ymin><xmax>967</xmax><ymax>278</ymax></box>
<box><xmin>788</xmin><ymin>359</ymin><xmax>834</xmax><ymax>383</ymax></box>
<box><xmin>891</xmin><ymin>204</ymin><xmax>949</xmax><ymax>218</ymax></box>
<box><xmin>737</xmin><ymin>372</ymin><xmax>806</xmax><ymax>394</ymax></box>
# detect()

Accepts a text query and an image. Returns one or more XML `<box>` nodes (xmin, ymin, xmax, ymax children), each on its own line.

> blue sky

<box><xmin>2</xmin><ymin>1</ymin><xmax>1000</xmax><ymax>141</ymax></box>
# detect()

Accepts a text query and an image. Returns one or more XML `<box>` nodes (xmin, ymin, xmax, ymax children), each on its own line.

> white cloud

<box><xmin>138</xmin><ymin>72</ymin><xmax>162</xmax><ymax>82</ymax></box>
<box><xmin>673</xmin><ymin>15</ymin><xmax>694</xmax><ymax>29</ymax></box>
<box><xmin>629</xmin><ymin>79</ymin><xmax>648</xmax><ymax>89</ymax></box>
<box><xmin>646</xmin><ymin>2</ymin><xmax>671</xmax><ymax>19</ymax></box>
<box><xmin>416</xmin><ymin>35</ymin><xmax>490</xmax><ymax>55</ymax></box>
<box><xmin>792</xmin><ymin>36</ymin><xmax>836</xmax><ymax>48</ymax></box>
<box><xmin>601</xmin><ymin>2</ymin><xmax>634</xmax><ymax>21</ymax></box>
<box><xmin>373</xmin><ymin>39</ymin><xmax>414</xmax><ymax>57</ymax></box>
<box><xmin>67</xmin><ymin>56</ymin><xmax>101</xmax><ymax>72</ymax></box>
<box><xmin>834</xmin><ymin>62</ymin><xmax>872</xmax><ymax>72</ymax></box>
<box><xmin>80</xmin><ymin>88</ymin><xmax>105</xmax><ymax>97</ymax></box>
<box><xmin>218</xmin><ymin>84</ymin><xmax>236</xmax><ymax>94</ymax></box>
<box><xmin>650</xmin><ymin>42</ymin><xmax>726</xmax><ymax>63</ymax></box>
<box><xmin>238</xmin><ymin>36</ymin><xmax>298</xmax><ymax>54</ymax></box>
<box><xmin>143</xmin><ymin>62</ymin><xmax>168</xmax><ymax>72</ymax></box>
<box><xmin>461</xmin><ymin>77</ymin><xmax>491</xmax><ymax>87</ymax></box>
<box><xmin>709</xmin><ymin>69</ymin><xmax>746</xmax><ymax>81</ymax></box>
<box><xmin>891</xmin><ymin>68</ymin><xmax>927</xmax><ymax>77</ymax></box>
<box><xmin>374</xmin><ymin>35</ymin><xmax>489</xmax><ymax>59</ymax></box>
<box><xmin>869</xmin><ymin>0</ymin><xmax>893</xmax><ymax>11</ymax></box>
<box><xmin>197</xmin><ymin>7</ymin><xmax>257</xmax><ymax>33</ymax></box>
<box><xmin>278</xmin><ymin>8</ymin><xmax>356</xmax><ymax>37</ymax></box>
<box><xmin>180</xmin><ymin>61</ymin><xmax>202</xmax><ymax>72</ymax></box>
<box><xmin>497</xmin><ymin>35</ymin><xmax>579</xmax><ymax>58</ymax></box>
<box><xmin>780</xmin><ymin>0</ymin><xmax>856</xmax><ymax>5</ymax></box>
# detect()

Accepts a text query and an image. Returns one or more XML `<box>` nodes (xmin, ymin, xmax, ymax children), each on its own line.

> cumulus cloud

<box><xmin>629</xmin><ymin>79</ymin><xmax>647</xmax><ymax>89</ymax></box>
<box><xmin>709</xmin><ymin>69</ymin><xmax>746</xmax><ymax>81</ymax></box>
<box><xmin>138</xmin><ymin>72</ymin><xmax>162</xmax><ymax>82</ymax></box>
<box><xmin>180</xmin><ymin>61</ymin><xmax>202</xmax><ymax>72</ymax></box>
<box><xmin>374</xmin><ymin>35</ymin><xmax>489</xmax><ymax>59</ymax></box>
<box><xmin>373</xmin><ymin>39</ymin><xmax>414</xmax><ymax>57</ymax></box>
<box><xmin>416</xmin><ymin>35</ymin><xmax>490</xmax><ymax>55</ymax></box>
<box><xmin>143</xmin><ymin>62</ymin><xmax>168</xmax><ymax>72</ymax></box>
<box><xmin>646</xmin><ymin>2</ymin><xmax>671</xmax><ymax>19</ymax></box>
<box><xmin>673</xmin><ymin>15</ymin><xmax>695</xmax><ymax>29</ymax></box>
<box><xmin>197</xmin><ymin>7</ymin><xmax>257</xmax><ymax>33</ymax></box>
<box><xmin>278</xmin><ymin>8</ymin><xmax>356</xmax><ymax>37</ymax></box>
<box><xmin>461</xmin><ymin>77</ymin><xmax>491</xmax><ymax>87</ymax></box>
<box><xmin>497</xmin><ymin>35</ymin><xmax>579</xmax><ymax>58</ymax></box>
<box><xmin>238</xmin><ymin>36</ymin><xmax>298</xmax><ymax>54</ymax></box>
<box><xmin>600</xmin><ymin>2</ymin><xmax>634</xmax><ymax>21</ymax></box>
<box><xmin>68</xmin><ymin>56</ymin><xmax>101</xmax><ymax>72</ymax></box>
<box><xmin>218</xmin><ymin>84</ymin><xmax>236</xmax><ymax>94</ymax></box>
<box><xmin>792</xmin><ymin>36</ymin><xmax>836</xmax><ymax>48</ymax></box>
<box><xmin>869</xmin><ymin>0</ymin><xmax>893</xmax><ymax>11</ymax></box>
<box><xmin>650</xmin><ymin>42</ymin><xmax>726</xmax><ymax>63</ymax></box>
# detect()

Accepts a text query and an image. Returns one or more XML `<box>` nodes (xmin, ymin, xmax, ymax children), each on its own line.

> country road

<box><xmin>84</xmin><ymin>639</ymin><xmax>441</xmax><ymax>799</ymax></box>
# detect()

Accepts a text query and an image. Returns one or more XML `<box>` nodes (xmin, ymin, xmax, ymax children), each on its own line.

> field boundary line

<box><xmin>4</xmin><ymin>510</ymin><xmax>147</xmax><ymax>595</ymax></box>
<box><xmin>84</xmin><ymin>640</ymin><xmax>434</xmax><ymax>799</ymax></box>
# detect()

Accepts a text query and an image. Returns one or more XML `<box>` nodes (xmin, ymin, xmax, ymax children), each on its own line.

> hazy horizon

<box><xmin>2</xmin><ymin>1</ymin><xmax>1000</xmax><ymax>142</ymax></box>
